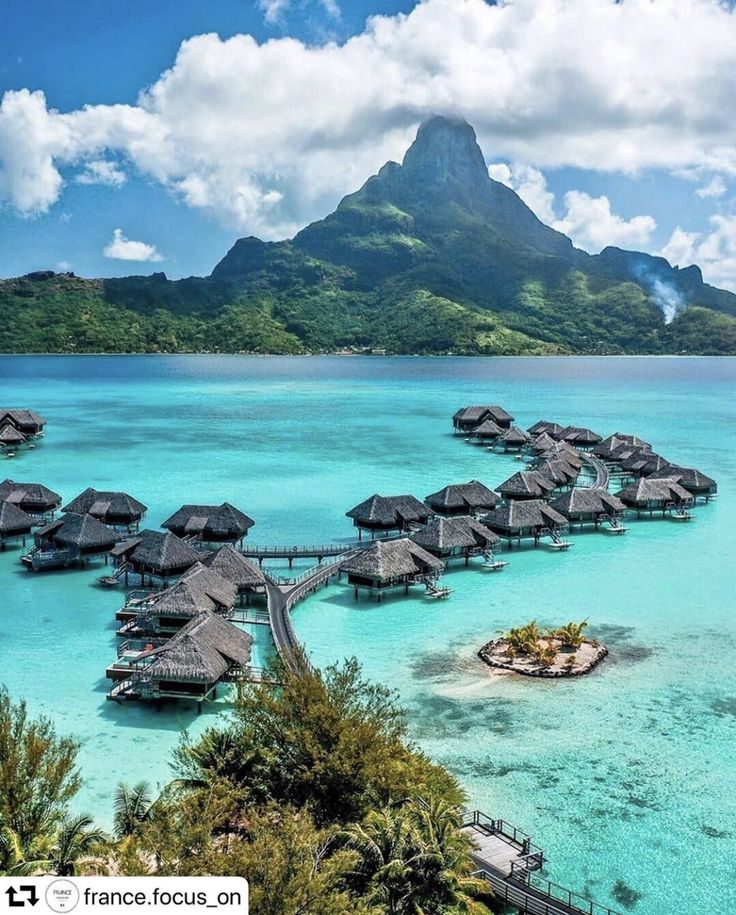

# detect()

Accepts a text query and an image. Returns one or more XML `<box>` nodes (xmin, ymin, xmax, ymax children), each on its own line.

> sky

<box><xmin>1</xmin><ymin>0</ymin><xmax>736</xmax><ymax>289</ymax></box>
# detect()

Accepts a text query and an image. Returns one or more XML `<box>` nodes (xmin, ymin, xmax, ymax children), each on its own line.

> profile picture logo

<box><xmin>45</xmin><ymin>879</ymin><xmax>80</xmax><ymax>913</ymax></box>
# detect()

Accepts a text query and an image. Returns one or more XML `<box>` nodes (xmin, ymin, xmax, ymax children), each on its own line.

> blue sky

<box><xmin>1</xmin><ymin>0</ymin><xmax>736</xmax><ymax>288</ymax></box>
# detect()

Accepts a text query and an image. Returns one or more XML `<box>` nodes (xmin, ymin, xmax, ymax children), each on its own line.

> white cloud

<box><xmin>3</xmin><ymin>0</ymin><xmax>736</xmax><ymax>236</ymax></box>
<box><xmin>489</xmin><ymin>162</ymin><xmax>656</xmax><ymax>252</ymax></box>
<box><xmin>259</xmin><ymin>0</ymin><xmax>340</xmax><ymax>25</ymax></box>
<box><xmin>103</xmin><ymin>228</ymin><xmax>163</xmax><ymax>262</ymax></box>
<box><xmin>76</xmin><ymin>159</ymin><xmax>126</xmax><ymax>186</ymax></box>
<box><xmin>661</xmin><ymin>217</ymin><xmax>736</xmax><ymax>291</ymax></box>
<box><xmin>695</xmin><ymin>175</ymin><xmax>727</xmax><ymax>199</ymax></box>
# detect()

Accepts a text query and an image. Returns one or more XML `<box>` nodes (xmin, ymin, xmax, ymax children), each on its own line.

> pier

<box><xmin>241</xmin><ymin>542</ymin><xmax>355</xmax><ymax>565</ymax></box>
<box><xmin>462</xmin><ymin>811</ymin><xmax>622</xmax><ymax>915</ymax></box>
<box><xmin>581</xmin><ymin>454</ymin><xmax>610</xmax><ymax>489</ymax></box>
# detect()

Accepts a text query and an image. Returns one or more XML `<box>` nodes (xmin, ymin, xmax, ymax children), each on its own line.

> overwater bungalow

<box><xmin>107</xmin><ymin>529</ymin><xmax>202</xmax><ymax>587</ymax></box>
<box><xmin>410</xmin><ymin>516</ymin><xmax>500</xmax><ymax>564</ymax></box>
<box><xmin>0</xmin><ymin>479</ymin><xmax>61</xmax><ymax>521</ymax></box>
<box><xmin>470</xmin><ymin>419</ymin><xmax>504</xmax><ymax>442</ymax></box>
<box><xmin>62</xmin><ymin>487</ymin><xmax>148</xmax><ymax>531</ymax></box>
<box><xmin>558</xmin><ymin>426</ymin><xmax>603</xmax><ymax>450</ymax></box>
<box><xmin>538</xmin><ymin>442</ymin><xmax>584</xmax><ymax>468</ymax></box>
<box><xmin>498</xmin><ymin>426</ymin><xmax>530</xmax><ymax>452</ymax></box>
<box><xmin>614</xmin><ymin>478</ymin><xmax>694</xmax><ymax>517</ymax></box>
<box><xmin>620</xmin><ymin>449</ymin><xmax>665</xmax><ymax>476</ymax></box>
<box><xmin>527</xmin><ymin>420</ymin><xmax>563</xmax><ymax>438</ymax></box>
<box><xmin>0</xmin><ymin>500</ymin><xmax>34</xmax><ymax>549</ymax></box>
<box><xmin>535</xmin><ymin>458</ymin><xmax>579</xmax><ymax>488</ymax></box>
<box><xmin>481</xmin><ymin>500</ymin><xmax>569</xmax><ymax>547</ymax></box>
<box><xmin>0</xmin><ymin>409</ymin><xmax>47</xmax><ymax>438</ymax></box>
<box><xmin>648</xmin><ymin>467</ymin><xmax>717</xmax><ymax>502</ymax></box>
<box><xmin>549</xmin><ymin>488</ymin><xmax>626</xmax><ymax>530</ymax></box>
<box><xmin>453</xmin><ymin>405</ymin><xmax>514</xmax><ymax>433</ymax></box>
<box><xmin>495</xmin><ymin>471</ymin><xmax>556</xmax><ymax>500</ymax></box>
<box><xmin>162</xmin><ymin>502</ymin><xmax>255</xmax><ymax>546</ymax></box>
<box><xmin>424</xmin><ymin>480</ymin><xmax>500</xmax><ymax>516</ymax></box>
<box><xmin>116</xmin><ymin>562</ymin><xmax>237</xmax><ymax>636</ymax></box>
<box><xmin>108</xmin><ymin>610</ymin><xmax>253</xmax><ymax>711</ymax></box>
<box><xmin>593</xmin><ymin>434</ymin><xmax>651</xmax><ymax>460</ymax></box>
<box><xmin>202</xmin><ymin>544</ymin><xmax>267</xmax><ymax>603</ymax></box>
<box><xmin>529</xmin><ymin>432</ymin><xmax>558</xmax><ymax>453</ymax></box>
<box><xmin>23</xmin><ymin>512</ymin><xmax>118</xmax><ymax>571</ymax></box>
<box><xmin>0</xmin><ymin>424</ymin><xmax>27</xmax><ymax>454</ymax></box>
<box><xmin>341</xmin><ymin>538</ymin><xmax>444</xmax><ymax>600</ymax></box>
<box><xmin>346</xmin><ymin>494</ymin><xmax>431</xmax><ymax>538</ymax></box>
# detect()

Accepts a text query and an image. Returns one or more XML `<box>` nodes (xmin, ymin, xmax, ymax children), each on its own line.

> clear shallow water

<box><xmin>1</xmin><ymin>355</ymin><xmax>734</xmax><ymax>915</ymax></box>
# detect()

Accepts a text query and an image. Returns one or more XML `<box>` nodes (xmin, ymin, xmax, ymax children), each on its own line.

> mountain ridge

<box><xmin>2</xmin><ymin>115</ymin><xmax>736</xmax><ymax>355</ymax></box>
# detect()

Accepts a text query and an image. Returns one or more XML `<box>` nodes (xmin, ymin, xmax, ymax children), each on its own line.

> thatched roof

<box><xmin>593</xmin><ymin>434</ymin><xmax>651</xmax><ymax>459</ymax></box>
<box><xmin>342</xmin><ymin>538</ymin><xmax>443</xmax><ymax>579</ymax></box>
<box><xmin>0</xmin><ymin>425</ymin><xmax>26</xmax><ymax>445</ymax></box>
<box><xmin>482</xmin><ymin>500</ymin><xmax>567</xmax><ymax>531</ymax></box>
<box><xmin>530</xmin><ymin>432</ymin><xmax>558</xmax><ymax>452</ymax></box>
<box><xmin>110</xmin><ymin>529</ymin><xmax>202</xmax><ymax>574</ymax></box>
<box><xmin>141</xmin><ymin>611</ymin><xmax>252</xmax><ymax>682</ymax></box>
<box><xmin>162</xmin><ymin>502</ymin><xmax>255</xmax><ymax>540</ymax></box>
<box><xmin>36</xmin><ymin>512</ymin><xmax>118</xmax><ymax>551</ymax></box>
<box><xmin>454</xmin><ymin>405</ymin><xmax>514</xmax><ymax>425</ymax></box>
<box><xmin>0</xmin><ymin>499</ymin><xmax>34</xmax><ymax>535</ymax></box>
<box><xmin>499</xmin><ymin>426</ymin><xmax>530</xmax><ymax>445</ymax></box>
<box><xmin>0</xmin><ymin>479</ymin><xmax>61</xmax><ymax>511</ymax></box>
<box><xmin>621</xmin><ymin>450</ymin><xmax>664</xmax><ymax>473</ymax></box>
<box><xmin>424</xmin><ymin>480</ymin><xmax>500</xmax><ymax>512</ymax></box>
<box><xmin>535</xmin><ymin>458</ymin><xmax>579</xmax><ymax>486</ymax></box>
<box><xmin>648</xmin><ymin>466</ymin><xmax>717</xmax><ymax>493</ymax></box>
<box><xmin>346</xmin><ymin>494</ymin><xmax>430</xmax><ymax>527</ymax></box>
<box><xmin>527</xmin><ymin>420</ymin><xmax>563</xmax><ymax>437</ymax></box>
<box><xmin>549</xmin><ymin>488</ymin><xmax>625</xmax><ymax>516</ymax></box>
<box><xmin>0</xmin><ymin>409</ymin><xmax>47</xmax><ymax>430</ymax></box>
<box><xmin>62</xmin><ymin>487</ymin><xmax>147</xmax><ymax>522</ymax></box>
<box><xmin>411</xmin><ymin>516</ymin><xmax>500</xmax><ymax>551</ymax></box>
<box><xmin>148</xmin><ymin>563</ymin><xmax>237</xmax><ymax>617</ymax></box>
<box><xmin>538</xmin><ymin>443</ymin><xmax>584</xmax><ymax>468</ymax></box>
<box><xmin>471</xmin><ymin>419</ymin><xmax>504</xmax><ymax>438</ymax></box>
<box><xmin>495</xmin><ymin>471</ymin><xmax>556</xmax><ymax>499</ymax></box>
<box><xmin>615</xmin><ymin>478</ymin><xmax>692</xmax><ymax>505</ymax></box>
<box><xmin>606</xmin><ymin>444</ymin><xmax>641</xmax><ymax>463</ymax></box>
<box><xmin>559</xmin><ymin>426</ymin><xmax>603</xmax><ymax>446</ymax></box>
<box><xmin>637</xmin><ymin>455</ymin><xmax>672</xmax><ymax>475</ymax></box>
<box><xmin>202</xmin><ymin>544</ymin><xmax>266</xmax><ymax>589</ymax></box>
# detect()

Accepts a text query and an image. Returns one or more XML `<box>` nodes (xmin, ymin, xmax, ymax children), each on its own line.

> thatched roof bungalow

<box><xmin>530</xmin><ymin>432</ymin><xmax>558</xmax><ymax>453</ymax></box>
<box><xmin>342</xmin><ymin>538</ymin><xmax>443</xmax><ymax>599</ymax></box>
<box><xmin>470</xmin><ymin>419</ymin><xmax>504</xmax><ymax>441</ymax></box>
<box><xmin>498</xmin><ymin>426</ymin><xmax>530</xmax><ymax>452</ymax></box>
<box><xmin>0</xmin><ymin>425</ymin><xmax>26</xmax><ymax>449</ymax></box>
<box><xmin>648</xmin><ymin>467</ymin><xmax>717</xmax><ymax>501</ymax></box>
<box><xmin>0</xmin><ymin>479</ymin><xmax>61</xmax><ymax>519</ymax></box>
<box><xmin>535</xmin><ymin>458</ymin><xmax>579</xmax><ymax>487</ymax></box>
<box><xmin>110</xmin><ymin>611</ymin><xmax>253</xmax><ymax>707</ymax></box>
<box><xmin>62</xmin><ymin>487</ymin><xmax>147</xmax><ymax>530</ymax></box>
<box><xmin>593</xmin><ymin>434</ymin><xmax>651</xmax><ymax>460</ymax></box>
<box><xmin>558</xmin><ymin>426</ymin><xmax>603</xmax><ymax>450</ymax></box>
<box><xmin>23</xmin><ymin>513</ymin><xmax>118</xmax><ymax>571</ymax></box>
<box><xmin>538</xmin><ymin>443</ymin><xmax>584</xmax><ymax>469</ymax></box>
<box><xmin>549</xmin><ymin>488</ymin><xmax>625</xmax><ymax>527</ymax></box>
<box><xmin>410</xmin><ymin>516</ymin><xmax>500</xmax><ymax>562</ymax></box>
<box><xmin>614</xmin><ymin>478</ymin><xmax>694</xmax><ymax>516</ymax></box>
<box><xmin>527</xmin><ymin>420</ymin><xmax>564</xmax><ymax>438</ymax></box>
<box><xmin>0</xmin><ymin>409</ymin><xmax>47</xmax><ymax>437</ymax></box>
<box><xmin>620</xmin><ymin>450</ymin><xmax>665</xmax><ymax>476</ymax></box>
<box><xmin>110</xmin><ymin>529</ymin><xmax>202</xmax><ymax>585</ymax></box>
<box><xmin>202</xmin><ymin>544</ymin><xmax>267</xmax><ymax>598</ymax></box>
<box><xmin>0</xmin><ymin>500</ymin><xmax>34</xmax><ymax>546</ymax></box>
<box><xmin>453</xmin><ymin>405</ymin><xmax>514</xmax><ymax>432</ymax></box>
<box><xmin>481</xmin><ymin>500</ymin><xmax>568</xmax><ymax>546</ymax></box>
<box><xmin>495</xmin><ymin>471</ymin><xmax>556</xmax><ymax>500</ymax></box>
<box><xmin>162</xmin><ymin>502</ymin><xmax>255</xmax><ymax>545</ymax></box>
<box><xmin>346</xmin><ymin>494</ymin><xmax>431</xmax><ymax>537</ymax></box>
<box><xmin>424</xmin><ymin>480</ymin><xmax>500</xmax><ymax>516</ymax></box>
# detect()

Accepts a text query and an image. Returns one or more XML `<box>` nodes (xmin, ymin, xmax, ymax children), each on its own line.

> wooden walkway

<box><xmin>462</xmin><ymin>811</ymin><xmax>622</xmax><ymax>915</ymax></box>
<box><xmin>581</xmin><ymin>454</ymin><xmax>610</xmax><ymax>489</ymax></box>
<box><xmin>241</xmin><ymin>542</ymin><xmax>355</xmax><ymax>562</ymax></box>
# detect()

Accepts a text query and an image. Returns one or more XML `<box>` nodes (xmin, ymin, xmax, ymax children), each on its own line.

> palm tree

<box><xmin>113</xmin><ymin>782</ymin><xmax>153</xmax><ymax>839</ymax></box>
<box><xmin>49</xmin><ymin>815</ymin><xmax>108</xmax><ymax>876</ymax></box>
<box><xmin>0</xmin><ymin>826</ymin><xmax>52</xmax><ymax>876</ymax></box>
<box><xmin>550</xmin><ymin>619</ymin><xmax>588</xmax><ymax>649</ymax></box>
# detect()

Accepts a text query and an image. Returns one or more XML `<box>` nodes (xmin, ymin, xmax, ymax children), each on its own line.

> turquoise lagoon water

<box><xmin>1</xmin><ymin>355</ymin><xmax>734</xmax><ymax>915</ymax></box>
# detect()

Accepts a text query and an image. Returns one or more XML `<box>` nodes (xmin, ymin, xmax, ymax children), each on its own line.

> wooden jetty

<box><xmin>462</xmin><ymin>810</ymin><xmax>622</xmax><ymax>915</ymax></box>
<box><xmin>241</xmin><ymin>542</ymin><xmax>355</xmax><ymax>565</ymax></box>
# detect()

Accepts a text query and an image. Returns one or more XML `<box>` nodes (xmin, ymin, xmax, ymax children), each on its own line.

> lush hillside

<box><xmin>3</xmin><ymin>117</ymin><xmax>736</xmax><ymax>355</ymax></box>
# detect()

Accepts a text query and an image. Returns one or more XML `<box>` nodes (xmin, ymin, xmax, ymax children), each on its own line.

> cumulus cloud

<box><xmin>75</xmin><ymin>159</ymin><xmax>126</xmax><ymax>186</ymax></box>
<box><xmin>490</xmin><ymin>162</ymin><xmax>656</xmax><ymax>252</ymax></box>
<box><xmin>103</xmin><ymin>228</ymin><xmax>163</xmax><ymax>262</ymax></box>
<box><xmin>3</xmin><ymin>0</ymin><xmax>736</xmax><ymax>235</ymax></box>
<box><xmin>695</xmin><ymin>175</ymin><xmax>727</xmax><ymax>199</ymax></box>
<box><xmin>661</xmin><ymin>217</ymin><xmax>736</xmax><ymax>291</ymax></box>
<box><xmin>259</xmin><ymin>0</ymin><xmax>340</xmax><ymax>25</ymax></box>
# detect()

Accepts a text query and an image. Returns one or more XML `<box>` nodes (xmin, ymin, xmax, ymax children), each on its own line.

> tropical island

<box><xmin>3</xmin><ymin>118</ymin><xmax>736</xmax><ymax>356</ymax></box>
<box><xmin>479</xmin><ymin>619</ymin><xmax>608</xmax><ymax>678</ymax></box>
